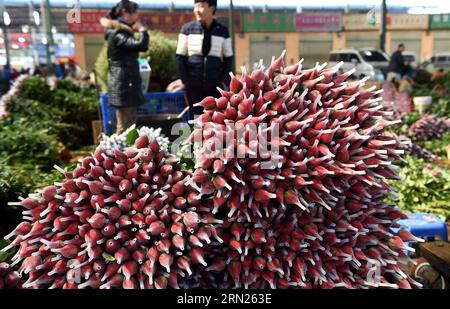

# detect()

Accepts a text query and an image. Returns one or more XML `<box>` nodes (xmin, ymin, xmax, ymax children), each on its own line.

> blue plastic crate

<box><xmin>100</xmin><ymin>91</ymin><xmax>189</xmax><ymax>135</ymax></box>
<box><xmin>397</xmin><ymin>212</ymin><xmax>448</xmax><ymax>242</ymax></box>
<box><xmin>391</xmin><ymin>212</ymin><xmax>448</xmax><ymax>256</ymax></box>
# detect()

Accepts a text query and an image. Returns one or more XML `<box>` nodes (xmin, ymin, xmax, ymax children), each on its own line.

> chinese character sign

<box><xmin>295</xmin><ymin>13</ymin><xmax>342</xmax><ymax>32</ymax></box>
<box><xmin>430</xmin><ymin>14</ymin><xmax>450</xmax><ymax>29</ymax></box>
<box><xmin>68</xmin><ymin>11</ymin><xmax>242</xmax><ymax>34</ymax></box>
<box><xmin>243</xmin><ymin>12</ymin><xmax>295</xmax><ymax>32</ymax></box>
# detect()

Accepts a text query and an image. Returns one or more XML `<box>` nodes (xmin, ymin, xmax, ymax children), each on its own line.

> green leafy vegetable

<box><xmin>388</xmin><ymin>156</ymin><xmax>450</xmax><ymax>220</ymax></box>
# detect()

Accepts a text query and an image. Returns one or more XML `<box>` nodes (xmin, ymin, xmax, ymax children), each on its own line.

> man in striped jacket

<box><xmin>176</xmin><ymin>0</ymin><xmax>234</xmax><ymax>119</ymax></box>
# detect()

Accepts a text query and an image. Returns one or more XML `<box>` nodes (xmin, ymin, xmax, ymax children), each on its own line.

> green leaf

<box><xmin>102</xmin><ymin>253</ymin><xmax>116</xmax><ymax>262</ymax></box>
<box><xmin>0</xmin><ymin>251</ymin><xmax>9</xmax><ymax>262</ymax></box>
<box><xmin>126</xmin><ymin>129</ymin><xmax>139</xmax><ymax>146</ymax></box>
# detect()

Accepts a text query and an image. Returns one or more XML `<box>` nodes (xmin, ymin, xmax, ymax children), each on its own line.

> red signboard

<box><xmin>141</xmin><ymin>13</ymin><xmax>194</xmax><ymax>33</ymax></box>
<box><xmin>68</xmin><ymin>10</ymin><xmax>242</xmax><ymax>34</ymax></box>
<box><xmin>67</xmin><ymin>11</ymin><xmax>106</xmax><ymax>33</ymax></box>
<box><xmin>0</xmin><ymin>33</ymin><xmax>31</xmax><ymax>48</ymax></box>
<box><xmin>295</xmin><ymin>13</ymin><xmax>342</xmax><ymax>32</ymax></box>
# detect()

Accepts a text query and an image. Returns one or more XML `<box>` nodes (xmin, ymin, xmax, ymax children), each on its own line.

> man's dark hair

<box><xmin>398</xmin><ymin>43</ymin><xmax>405</xmax><ymax>49</ymax></box>
<box><xmin>195</xmin><ymin>0</ymin><xmax>217</xmax><ymax>14</ymax></box>
<box><xmin>108</xmin><ymin>0</ymin><xmax>139</xmax><ymax>20</ymax></box>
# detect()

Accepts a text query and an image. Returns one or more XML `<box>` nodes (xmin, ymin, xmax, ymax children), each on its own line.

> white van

<box><xmin>403</xmin><ymin>51</ymin><xmax>418</xmax><ymax>70</ymax></box>
<box><xmin>422</xmin><ymin>53</ymin><xmax>450</xmax><ymax>72</ymax></box>
<box><xmin>328</xmin><ymin>49</ymin><xmax>388</xmax><ymax>81</ymax></box>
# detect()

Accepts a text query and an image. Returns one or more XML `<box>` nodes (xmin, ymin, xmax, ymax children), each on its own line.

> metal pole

<box><xmin>28</xmin><ymin>0</ymin><xmax>39</xmax><ymax>70</ymax></box>
<box><xmin>0</xmin><ymin>0</ymin><xmax>10</xmax><ymax>68</ymax></box>
<box><xmin>2</xmin><ymin>26</ymin><xmax>10</xmax><ymax>68</ymax></box>
<box><xmin>41</xmin><ymin>0</ymin><xmax>55</xmax><ymax>75</ymax></box>
<box><xmin>380</xmin><ymin>0</ymin><xmax>387</xmax><ymax>52</ymax></box>
<box><xmin>228</xmin><ymin>0</ymin><xmax>235</xmax><ymax>73</ymax></box>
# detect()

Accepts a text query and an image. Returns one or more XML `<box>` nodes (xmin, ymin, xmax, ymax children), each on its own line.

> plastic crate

<box><xmin>100</xmin><ymin>91</ymin><xmax>189</xmax><ymax>135</ymax></box>
<box><xmin>391</xmin><ymin>212</ymin><xmax>448</xmax><ymax>256</ymax></box>
<box><xmin>398</xmin><ymin>213</ymin><xmax>448</xmax><ymax>243</ymax></box>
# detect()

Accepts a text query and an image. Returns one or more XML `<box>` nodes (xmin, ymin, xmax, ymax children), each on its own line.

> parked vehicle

<box><xmin>422</xmin><ymin>53</ymin><xmax>450</xmax><ymax>72</ymax></box>
<box><xmin>403</xmin><ymin>51</ymin><xmax>418</xmax><ymax>70</ymax></box>
<box><xmin>358</xmin><ymin>48</ymin><xmax>390</xmax><ymax>76</ymax></box>
<box><xmin>328</xmin><ymin>49</ymin><xmax>388</xmax><ymax>81</ymax></box>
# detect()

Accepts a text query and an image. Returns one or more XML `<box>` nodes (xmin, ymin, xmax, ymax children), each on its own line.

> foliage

<box><xmin>141</xmin><ymin>30</ymin><xmax>178</xmax><ymax>85</ymax></box>
<box><xmin>413</xmin><ymin>69</ymin><xmax>431</xmax><ymax>85</ymax></box>
<box><xmin>0</xmin><ymin>120</ymin><xmax>61</xmax><ymax>169</ymax></box>
<box><xmin>388</xmin><ymin>156</ymin><xmax>450</xmax><ymax>220</ymax></box>
<box><xmin>416</xmin><ymin>132</ymin><xmax>450</xmax><ymax>158</ymax></box>
<box><xmin>403</xmin><ymin>111</ymin><xmax>422</xmax><ymax>127</ymax></box>
<box><xmin>433</xmin><ymin>70</ymin><xmax>450</xmax><ymax>93</ymax></box>
<box><xmin>51</xmin><ymin>88</ymin><xmax>99</xmax><ymax>148</ymax></box>
<box><xmin>386</xmin><ymin>112</ymin><xmax>421</xmax><ymax>136</ymax></box>
<box><xmin>0</xmin><ymin>163</ymin><xmax>64</xmax><ymax>204</ymax></box>
<box><xmin>95</xmin><ymin>45</ymin><xmax>109</xmax><ymax>92</ymax></box>
<box><xmin>6</xmin><ymin>77</ymin><xmax>99</xmax><ymax>149</ymax></box>
<box><xmin>430</xmin><ymin>98</ymin><xmax>450</xmax><ymax>118</ymax></box>
<box><xmin>0</xmin><ymin>77</ymin><xmax>98</xmax><ymax>237</ymax></box>
<box><xmin>18</xmin><ymin>77</ymin><xmax>52</xmax><ymax>102</ymax></box>
<box><xmin>0</xmin><ymin>162</ymin><xmax>65</xmax><ymax>238</ymax></box>
<box><xmin>410</xmin><ymin>85</ymin><xmax>441</xmax><ymax>103</ymax></box>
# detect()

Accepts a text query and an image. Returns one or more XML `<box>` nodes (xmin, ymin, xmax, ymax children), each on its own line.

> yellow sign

<box><xmin>343</xmin><ymin>14</ymin><xmax>378</xmax><ymax>30</ymax></box>
<box><xmin>388</xmin><ymin>14</ymin><xmax>428</xmax><ymax>30</ymax></box>
<box><xmin>343</xmin><ymin>13</ymin><xmax>428</xmax><ymax>30</ymax></box>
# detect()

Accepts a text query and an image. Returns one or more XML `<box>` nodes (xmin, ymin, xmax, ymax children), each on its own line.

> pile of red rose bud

<box><xmin>188</xmin><ymin>51</ymin><xmax>423</xmax><ymax>289</ymax></box>
<box><xmin>392</xmin><ymin>134</ymin><xmax>440</xmax><ymax>162</ymax></box>
<box><xmin>0</xmin><ymin>51</ymin><xmax>424</xmax><ymax>289</ymax></box>
<box><xmin>1</xmin><ymin>136</ymin><xmax>222</xmax><ymax>289</ymax></box>
<box><xmin>0</xmin><ymin>262</ymin><xmax>21</xmax><ymax>289</ymax></box>
<box><xmin>409</xmin><ymin>114</ymin><xmax>450</xmax><ymax>141</ymax></box>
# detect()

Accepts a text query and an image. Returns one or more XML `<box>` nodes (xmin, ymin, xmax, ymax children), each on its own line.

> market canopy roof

<box><xmin>1</xmin><ymin>0</ymin><xmax>449</xmax><ymax>12</ymax></box>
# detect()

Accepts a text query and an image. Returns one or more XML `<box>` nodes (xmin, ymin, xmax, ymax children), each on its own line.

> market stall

<box><xmin>0</xmin><ymin>49</ymin><xmax>448</xmax><ymax>290</ymax></box>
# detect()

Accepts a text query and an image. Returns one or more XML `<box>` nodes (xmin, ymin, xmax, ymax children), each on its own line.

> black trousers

<box><xmin>185</xmin><ymin>85</ymin><xmax>220</xmax><ymax>120</ymax></box>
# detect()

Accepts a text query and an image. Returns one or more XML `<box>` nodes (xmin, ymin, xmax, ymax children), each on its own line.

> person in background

<box><xmin>56</xmin><ymin>62</ymin><xmax>65</xmax><ymax>79</ymax></box>
<box><xmin>100</xmin><ymin>0</ymin><xmax>149</xmax><ymax>133</ymax></box>
<box><xmin>33</xmin><ymin>64</ymin><xmax>48</xmax><ymax>78</ymax></box>
<box><xmin>398</xmin><ymin>75</ymin><xmax>413</xmax><ymax>94</ymax></box>
<box><xmin>431</xmin><ymin>68</ymin><xmax>445</xmax><ymax>83</ymax></box>
<box><xmin>176</xmin><ymin>0</ymin><xmax>234</xmax><ymax>119</ymax></box>
<box><xmin>387</xmin><ymin>43</ymin><xmax>406</xmax><ymax>83</ymax></box>
<box><xmin>0</xmin><ymin>66</ymin><xmax>7</xmax><ymax>95</ymax></box>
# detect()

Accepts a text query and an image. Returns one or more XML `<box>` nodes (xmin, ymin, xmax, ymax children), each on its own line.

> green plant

<box><xmin>416</xmin><ymin>132</ymin><xmax>450</xmax><ymax>158</ymax></box>
<box><xmin>410</xmin><ymin>85</ymin><xmax>441</xmax><ymax>102</ymax></box>
<box><xmin>413</xmin><ymin>69</ymin><xmax>431</xmax><ymax>85</ymax></box>
<box><xmin>0</xmin><ymin>163</ymin><xmax>64</xmax><ymax>205</ymax></box>
<box><xmin>51</xmin><ymin>88</ymin><xmax>99</xmax><ymax>148</ymax></box>
<box><xmin>410</xmin><ymin>86</ymin><xmax>430</xmax><ymax>98</ymax></box>
<box><xmin>386</xmin><ymin>112</ymin><xmax>421</xmax><ymax>136</ymax></box>
<box><xmin>430</xmin><ymin>98</ymin><xmax>450</xmax><ymax>118</ymax></box>
<box><xmin>0</xmin><ymin>162</ymin><xmax>65</xmax><ymax>238</ymax></box>
<box><xmin>95</xmin><ymin>45</ymin><xmax>109</xmax><ymax>92</ymax></box>
<box><xmin>6</xmin><ymin>78</ymin><xmax>99</xmax><ymax>149</ymax></box>
<box><xmin>141</xmin><ymin>31</ymin><xmax>178</xmax><ymax>85</ymax></box>
<box><xmin>18</xmin><ymin>77</ymin><xmax>52</xmax><ymax>102</ymax></box>
<box><xmin>403</xmin><ymin>111</ymin><xmax>421</xmax><ymax>127</ymax></box>
<box><xmin>0</xmin><ymin>239</ymin><xmax>16</xmax><ymax>263</ymax></box>
<box><xmin>0</xmin><ymin>77</ymin><xmax>98</xmax><ymax>238</ymax></box>
<box><xmin>388</xmin><ymin>156</ymin><xmax>450</xmax><ymax>220</ymax></box>
<box><xmin>56</xmin><ymin>78</ymin><xmax>84</xmax><ymax>92</ymax></box>
<box><xmin>0</xmin><ymin>121</ymin><xmax>61</xmax><ymax>169</ymax></box>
